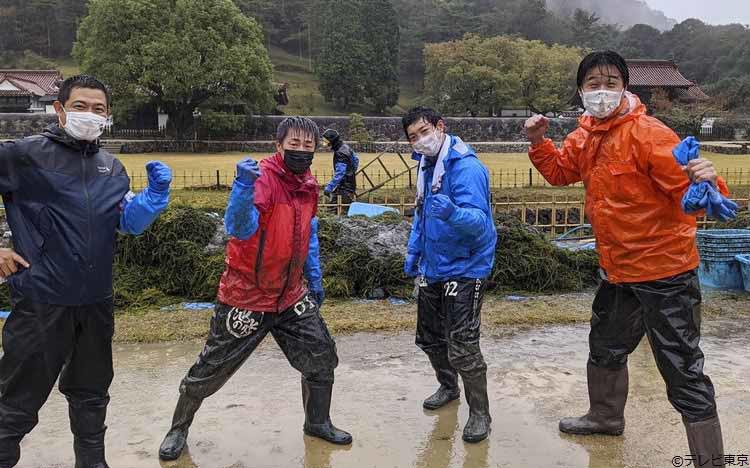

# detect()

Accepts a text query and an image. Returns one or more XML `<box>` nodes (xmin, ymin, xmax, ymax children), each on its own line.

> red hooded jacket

<box><xmin>217</xmin><ymin>153</ymin><xmax>319</xmax><ymax>312</ymax></box>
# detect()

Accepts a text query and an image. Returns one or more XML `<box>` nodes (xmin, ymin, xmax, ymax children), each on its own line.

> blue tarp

<box><xmin>0</xmin><ymin>311</ymin><xmax>10</xmax><ymax>319</ymax></box>
<box><xmin>160</xmin><ymin>302</ymin><xmax>215</xmax><ymax>312</ymax></box>
<box><xmin>183</xmin><ymin>302</ymin><xmax>215</xmax><ymax>310</ymax></box>
<box><xmin>504</xmin><ymin>295</ymin><xmax>529</xmax><ymax>302</ymax></box>
<box><xmin>347</xmin><ymin>202</ymin><xmax>399</xmax><ymax>218</ymax></box>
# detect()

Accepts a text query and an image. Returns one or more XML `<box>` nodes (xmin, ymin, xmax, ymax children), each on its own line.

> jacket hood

<box><xmin>41</xmin><ymin>123</ymin><xmax>101</xmax><ymax>154</ymax></box>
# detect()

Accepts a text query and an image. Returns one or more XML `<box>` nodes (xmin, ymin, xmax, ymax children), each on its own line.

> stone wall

<box><xmin>4</xmin><ymin>112</ymin><xmax>747</xmax><ymax>155</ymax></box>
<box><xmin>0</xmin><ymin>113</ymin><xmax>576</xmax><ymax>143</ymax></box>
<box><xmin>234</xmin><ymin>115</ymin><xmax>578</xmax><ymax>142</ymax></box>
<box><xmin>702</xmin><ymin>143</ymin><xmax>750</xmax><ymax>155</ymax></box>
<box><xmin>118</xmin><ymin>140</ymin><xmax>533</xmax><ymax>154</ymax></box>
<box><xmin>0</xmin><ymin>113</ymin><xmax>56</xmax><ymax>138</ymax></box>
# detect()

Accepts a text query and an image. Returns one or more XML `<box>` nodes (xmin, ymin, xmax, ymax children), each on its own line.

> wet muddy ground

<box><xmin>16</xmin><ymin>318</ymin><xmax>750</xmax><ymax>468</ymax></box>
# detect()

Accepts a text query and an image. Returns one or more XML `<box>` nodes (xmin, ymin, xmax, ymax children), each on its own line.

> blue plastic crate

<box><xmin>736</xmin><ymin>255</ymin><xmax>750</xmax><ymax>293</ymax></box>
<box><xmin>696</xmin><ymin>230</ymin><xmax>750</xmax><ymax>290</ymax></box>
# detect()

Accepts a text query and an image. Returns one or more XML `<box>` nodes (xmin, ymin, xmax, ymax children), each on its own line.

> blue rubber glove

<box><xmin>146</xmin><ymin>161</ymin><xmax>172</xmax><ymax>193</ymax></box>
<box><xmin>703</xmin><ymin>186</ymin><xmax>738</xmax><ymax>221</ymax></box>
<box><xmin>237</xmin><ymin>158</ymin><xmax>261</xmax><ymax>186</ymax></box>
<box><xmin>304</xmin><ymin>217</ymin><xmax>324</xmax><ymax>307</ymax></box>
<box><xmin>672</xmin><ymin>136</ymin><xmax>700</xmax><ymax>166</ymax></box>
<box><xmin>404</xmin><ymin>253</ymin><xmax>420</xmax><ymax>277</ymax></box>
<box><xmin>429</xmin><ymin>194</ymin><xmax>457</xmax><ymax>220</ymax></box>
<box><xmin>673</xmin><ymin>137</ymin><xmax>737</xmax><ymax>222</ymax></box>
<box><xmin>310</xmin><ymin>286</ymin><xmax>325</xmax><ymax>308</ymax></box>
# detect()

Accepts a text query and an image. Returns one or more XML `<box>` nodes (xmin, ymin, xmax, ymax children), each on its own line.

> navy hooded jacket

<box><xmin>0</xmin><ymin>125</ymin><xmax>166</xmax><ymax>305</ymax></box>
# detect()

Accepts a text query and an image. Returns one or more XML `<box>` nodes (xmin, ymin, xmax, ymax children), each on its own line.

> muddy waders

<box><xmin>560</xmin><ymin>270</ymin><xmax>724</xmax><ymax>463</ymax></box>
<box><xmin>159</xmin><ymin>297</ymin><xmax>351</xmax><ymax>461</ymax></box>
<box><xmin>0</xmin><ymin>298</ymin><xmax>114</xmax><ymax>468</ymax></box>
<box><xmin>416</xmin><ymin>278</ymin><xmax>491</xmax><ymax>443</ymax></box>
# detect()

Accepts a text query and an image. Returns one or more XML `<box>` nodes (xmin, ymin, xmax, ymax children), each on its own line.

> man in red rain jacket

<box><xmin>158</xmin><ymin>117</ymin><xmax>351</xmax><ymax>461</ymax></box>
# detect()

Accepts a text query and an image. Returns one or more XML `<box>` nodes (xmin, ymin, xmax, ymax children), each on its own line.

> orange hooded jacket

<box><xmin>529</xmin><ymin>93</ymin><xmax>729</xmax><ymax>284</ymax></box>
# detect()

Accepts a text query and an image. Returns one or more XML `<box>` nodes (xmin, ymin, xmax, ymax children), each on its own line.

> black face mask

<box><xmin>284</xmin><ymin>149</ymin><xmax>314</xmax><ymax>174</ymax></box>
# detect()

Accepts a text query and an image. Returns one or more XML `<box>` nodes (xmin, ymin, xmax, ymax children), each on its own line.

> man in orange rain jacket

<box><xmin>524</xmin><ymin>50</ymin><xmax>728</xmax><ymax>464</ymax></box>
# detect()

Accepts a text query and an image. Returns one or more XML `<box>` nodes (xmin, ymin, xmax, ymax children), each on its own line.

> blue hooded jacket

<box><xmin>407</xmin><ymin>135</ymin><xmax>496</xmax><ymax>283</ymax></box>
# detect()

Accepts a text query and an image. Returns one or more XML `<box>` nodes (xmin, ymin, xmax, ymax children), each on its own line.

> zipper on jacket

<box><xmin>276</xmin><ymin>201</ymin><xmax>300</xmax><ymax>312</ymax></box>
<box><xmin>254</xmin><ymin>228</ymin><xmax>268</xmax><ymax>288</ymax></box>
<box><xmin>81</xmin><ymin>149</ymin><xmax>93</xmax><ymax>268</ymax></box>
<box><xmin>80</xmin><ymin>147</ymin><xmax>93</xmax><ymax>301</ymax></box>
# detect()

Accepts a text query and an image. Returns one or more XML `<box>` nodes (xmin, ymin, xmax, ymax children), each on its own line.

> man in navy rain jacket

<box><xmin>402</xmin><ymin>107</ymin><xmax>496</xmax><ymax>443</ymax></box>
<box><xmin>0</xmin><ymin>75</ymin><xmax>171</xmax><ymax>468</ymax></box>
<box><xmin>321</xmin><ymin>129</ymin><xmax>358</xmax><ymax>205</ymax></box>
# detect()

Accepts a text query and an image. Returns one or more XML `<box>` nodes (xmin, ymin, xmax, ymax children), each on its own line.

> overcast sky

<box><xmin>645</xmin><ymin>0</ymin><xmax>750</xmax><ymax>25</ymax></box>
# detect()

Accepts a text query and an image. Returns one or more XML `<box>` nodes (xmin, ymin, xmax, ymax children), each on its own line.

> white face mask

<box><xmin>412</xmin><ymin>129</ymin><xmax>444</xmax><ymax>157</ymax></box>
<box><xmin>580</xmin><ymin>90</ymin><xmax>624</xmax><ymax>120</ymax></box>
<box><xmin>61</xmin><ymin>108</ymin><xmax>111</xmax><ymax>141</ymax></box>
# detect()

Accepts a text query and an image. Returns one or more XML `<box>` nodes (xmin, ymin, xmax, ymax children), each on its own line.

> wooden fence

<box><xmin>0</xmin><ymin>197</ymin><xmax>745</xmax><ymax>239</ymax></box>
<box><xmin>318</xmin><ymin>196</ymin><xmax>750</xmax><ymax>236</ymax></box>
<box><xmin>127</xmin><ymin>167</ymin><xmax>750</xmax><ymax>192</ymax></box>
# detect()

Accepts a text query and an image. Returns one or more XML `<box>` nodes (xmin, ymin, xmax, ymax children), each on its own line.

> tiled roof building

<box><xmin>627</xmin><ymin>60</ymin><xmax>709</xmax><ymax>104</ymax></box>
<box><xmin>0</xmin><ymin>70</ymin><xmax>63</xmax><ymax>113</ymax></box>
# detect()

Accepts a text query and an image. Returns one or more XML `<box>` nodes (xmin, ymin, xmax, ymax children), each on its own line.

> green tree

<box><xmin>570</xmin><ymin>9</ymin><xmax>607</xmax><ymax>49</ymax></box>
<box><xmin>315</xmin><ymin>0</ymin><xmax>400</xmax><ymax>112</ymax></box>
<box><xmin>235</xmin><ymin>0</ymin><xmax>310</xmax><ymax>56</ymax></box>
<box><xmin>315</xmin><ymin>0</ymin><xmax>368</xmax><ymax>108</ymax></box>
<box><xmin>424</xmin><ymin>34</ymin><xmax>582</xmax><ymax>116</ymax></box>
<box><xmin>360</xmin><ymin>0</ymin><xmax>400</xmax><ymax>113</ymax></box>
<box><xmin>74</xmin><ymin>0</ymin><xmax>275</xmax><ymax>139</ymax></box>
<box><xmin>0</xmin><ymin>50</ymin><xmax>56</xmax><ymax>69</ymax></box>
<box><xmin>518</xmin><ymin>41</ymin><xmax>583</xmax><ymax>114</ymax></box>
<box><xmin>0</xmin><ymin>0</ymin><xmax>89</xmax><ymax>59</ymax></box>
<box><xmin>424</xmin><ymin>34</ymin><xmax>523</xmax><ymax>116</ymax></box>
<box><xmin>618</xmin><ymin>24</ymin><xmax>662</xmax><ymax>58</ymax></box>
<box><xmin>706</xmin><ymin>77</ymin><xmax>750</xmax><ymax>112</ymax></box>
<box><xmin>393</xmin><ymin>0</ymin><xmax>457</xmax><ymax>80</ymax></box>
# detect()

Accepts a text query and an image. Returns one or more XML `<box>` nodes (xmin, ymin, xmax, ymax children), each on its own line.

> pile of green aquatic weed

<box><xmin>114</xmin><ymin>205</ymin><xmax>225</xmax><ymax>308</ymax></box>
<box><xmin>490</xmin><ymin>213</ymin><xmax>599</xmax><ymax>292</ymax></box>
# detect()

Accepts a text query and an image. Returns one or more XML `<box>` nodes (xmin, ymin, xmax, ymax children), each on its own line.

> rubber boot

<box><xmin>68</xmin><ymin>398</ymin><xmax>109</xmax><ymax>468</ymax></box>
<box><xmin>423</xmin><ymin>355</ymin><xmax>460</xmax><ymax>410</ymax></box>
<box><xmin>302</xmin><ymin>379</ymin><xmax>352</xmax><ymax>445</ymax></box>
<box><xmin>158</xmin><ymin>393</ymin><xmax>202</xmax><ymax>461</ymax></box>
<box><xmin>461</xmin><ymin>373</ymin><xmax>491</xmax><ymax>443</ymax></box>
<box><xmin>559</xmin><ymin>362</ymin><xmax>628</xmax><ymax>436</ymax></box>
<box><xmin>683</xmin><ymin>415</ymin><xmax>725</xmax><ymax>467</ymax></box>
<box><xmin>0</xmin><ymin>435</ymin><xmax>22</xmax><ymax>468</ymax></box>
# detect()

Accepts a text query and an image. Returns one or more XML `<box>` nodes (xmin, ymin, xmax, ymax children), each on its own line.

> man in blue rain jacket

<box><xmin>402</xmin><ymin>107</ymin><xmax>496</xmax><ymax>444</ymax></box>
<box><xmin>0</xmin><ymin>75</ymin><xmax>171</xmax><ymax>468</ymax></box>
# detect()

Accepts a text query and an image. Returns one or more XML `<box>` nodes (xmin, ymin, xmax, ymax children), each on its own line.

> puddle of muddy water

<box><xmin>13</xmin><ymin>318</ymin><xmax>750</xmax><ymax>468</ymax></box>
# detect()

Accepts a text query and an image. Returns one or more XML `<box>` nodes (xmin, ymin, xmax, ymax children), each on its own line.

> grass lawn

<box><xmin>104</xmin><ymin>289</ymin><xmax>750</xmax><ymax>343</ymax></box>
<box><xmin>119</xmin><ymin>151</ymin><xmax>750</xmax><ymax>183</ymax></box>
<box><xmin>54</xmin><ymin>57</ymin><xmax>81</xmax><ymax>78</ymax></box>
<box><xmin>119</xmin><ymin>151</ymin><xmax>554</xmax><ymax>190</ymax></box>
<box><xmin>270</xmin><ymin>46</ymin><xmax>420</xmax><ymax>116</ymax></box>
